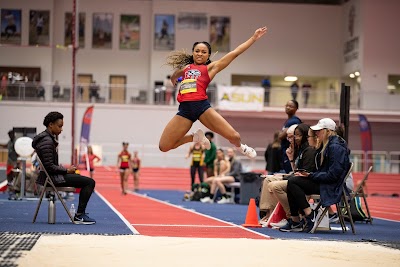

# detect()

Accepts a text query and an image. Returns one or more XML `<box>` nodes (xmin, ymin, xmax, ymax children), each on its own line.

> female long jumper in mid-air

<box><xmin>159</xmin><ymin>26</ymin><xmax>268</xmax><ymax>158</ymax></box>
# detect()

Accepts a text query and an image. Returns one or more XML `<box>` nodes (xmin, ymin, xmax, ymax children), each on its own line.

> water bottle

<box><xmin>69</xmin><ymin>204</ymin><xmax>76</xmax><ymax>222</ymax></box>
<box><xmin>48</xmin><ymin>198</ymin><xmax>56</xmax><ymax>224</ymax></box>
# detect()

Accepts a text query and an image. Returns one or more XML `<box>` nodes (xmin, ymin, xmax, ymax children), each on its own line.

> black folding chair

<box><xmin>32</xmin><ymin>156</ymin><xmax>76</xmax><ymax>224</ymax></box>
<box><xmin>310</xmin><ymin>162</ymin><xmax>355</xmax><ymax>234</ymax></box>
<box><xmin>351</xmin><ymin>165</ymin><xmax>373</xmax><ymax>224</ymax></box>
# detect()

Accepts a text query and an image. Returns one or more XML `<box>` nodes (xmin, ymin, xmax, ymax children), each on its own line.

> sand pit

<box><xmin>17</xmin><ymin>234</ymin><xmax>400</xmax><ymax>267</ymax></box>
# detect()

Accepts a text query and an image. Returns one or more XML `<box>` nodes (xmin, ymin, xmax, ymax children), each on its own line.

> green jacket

<box><xmin>204</xmin><ymin>142</ymin><xmax>216</xmax><ymax>168</ymax></box>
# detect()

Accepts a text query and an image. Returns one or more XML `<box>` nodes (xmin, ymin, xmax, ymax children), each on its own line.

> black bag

<box><xmin>343</xmin><ymin>196</ymin><xmax>367</xmax><ymax>222</ymax></box>
<box><xmin>190</xmin><ymin>182</ymin><xmax>210</xmax><ymax>201</ymax></box>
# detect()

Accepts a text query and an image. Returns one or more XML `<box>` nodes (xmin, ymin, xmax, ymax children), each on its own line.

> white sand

<box><xmin>17</xmin><ymin>235</ymin><xmax>400</xmax><ymax>267</ymax></box>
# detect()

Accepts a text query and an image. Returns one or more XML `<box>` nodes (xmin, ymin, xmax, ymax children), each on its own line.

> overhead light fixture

<box><xmin>355</xmin><ymin>71</ymin><xmax>360</xmax><ymax>76</ymax></box>
<box><xmin>387</xmin><ymin>85</ymin><xmax>396</xmax><ymax>90</ymax></box>
<box><xmin>349</xmin><ymin>73</ymin><xmax>355</xmax><ymax>78</ymax></box>
<box><xmin>284</xmin><ymin>76</ymin><xmax>298</xmax><ymax>82</ymax></box>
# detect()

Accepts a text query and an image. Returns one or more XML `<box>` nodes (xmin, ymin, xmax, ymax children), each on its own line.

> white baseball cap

<box><xmin>310</xmin><ymin>118</ymin><xmax>336</xmax><ymax>131</ymax></box>
<box><xmin>287</xmin><ymin>124</ymin><xmax>298</xmax><ymax>135</ymax></box>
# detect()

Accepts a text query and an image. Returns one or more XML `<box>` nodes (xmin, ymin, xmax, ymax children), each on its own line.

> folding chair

<box><xmin>310</xmin><ymin>162</ymin><xmax>355</xmax><ymax>234</ymax></box>
<box><xmin>351</xmin><ymin>165</ymin><xmax>373</xmax><ymax>224</ymax></box>
<box><xmin>32</xmin><ymin>156</ymin><xmax>76</xmax><ymax>224</ymax></box>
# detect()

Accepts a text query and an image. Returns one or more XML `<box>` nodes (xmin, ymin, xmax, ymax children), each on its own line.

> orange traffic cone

<box><xmin>242</xmin><ymin>198</ymin><xmax>262</xmax><ymax>228</ymax></box>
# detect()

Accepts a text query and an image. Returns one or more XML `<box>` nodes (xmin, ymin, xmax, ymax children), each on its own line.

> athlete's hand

<box><xmin>253</xmin><ymin>26</ymin><xmax>268</xmax><ymax>41</ymax></box>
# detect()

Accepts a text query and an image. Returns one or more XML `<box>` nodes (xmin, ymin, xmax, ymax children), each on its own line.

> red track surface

<box><xmin>93</xmin><ymin>167</ymin><xmax>268</xmax><ymax>239</ymax></box>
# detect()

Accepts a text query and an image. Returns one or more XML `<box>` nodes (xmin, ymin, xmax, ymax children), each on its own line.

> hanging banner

<box><xmin>358</xmin><ymin>114</ymin><xmax>372</xmax><ymax>152</ymax></box>
<box><xmin>217</xmin><ymin>85</ymin><xmax>264</xmax><ymax>111</ymax></box>
<box><xmin>79</xmin><ymin>106</ymin><xmax>94</xmax><ymax>165</ymax></box>
<box><xmin>358</xmin><ymin>114</ymin><xmax>373</xmax><ymax>171</ymax></box>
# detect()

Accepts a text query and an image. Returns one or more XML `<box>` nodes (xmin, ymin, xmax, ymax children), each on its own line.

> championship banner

<box><xmin>217</xmin><ymin>85</ymin><xmax>264</xmax><ymax>111</ymax></box>
<box><xmin>79</xmin><ymin>106</ymin><xmax>94</xmax><ymax>165</ymax></box>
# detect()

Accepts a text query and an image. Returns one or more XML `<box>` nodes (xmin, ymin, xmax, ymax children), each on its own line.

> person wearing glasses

<box><xmin>280</xmin><ymin>118</ymin><xmax>350</xmax><ymax>233</ymax></box>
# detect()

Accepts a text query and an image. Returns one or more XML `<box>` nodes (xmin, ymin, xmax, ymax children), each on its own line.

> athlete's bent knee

<box><xmin>159</xmin><ymin>143</ymin><xmax>171</xmax><ymax>153</ymax></box>
<box><xmin>228</xmin><ymin>131</ymin><xmax>241</xmax><ymax>145</ymax></box>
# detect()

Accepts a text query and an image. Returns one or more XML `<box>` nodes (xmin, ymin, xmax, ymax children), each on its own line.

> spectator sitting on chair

<box><xmin>265</xmin><ymin>124</ymin><xmax>317</xmax><ymax>228</ymax></box>
<box><xmin>32</xmin><ymin>111</ymin><xmax>96</xmax><ymax>224</ymax></box>
<box><xmin>259</xmin><ymin>123</ymin><xmax>298</xmax><ymax>224</ymax></box>
<box><xmin>201</xmin><ymin>148</ymin><xmax>242</xmax><ymax>204</ymax></box>
<box><xmin>279</xmin><ymin>118</ymin><xmax>350</xmax><ymax>233</ymax></box>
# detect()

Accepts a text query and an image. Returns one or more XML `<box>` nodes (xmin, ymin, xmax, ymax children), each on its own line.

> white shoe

<box><xmin>259</xmin><ymin>216</ymin><xmax>270</xmax><ymax>227</ymax></box>
<box><xmin>200</xmin><ymin>196</ymin><xmax>213</xmax><ymax>203</ymax></box>
<box><xmin>217</xmin><ymin>197</ymin><xmax>230</xmax><ymax>204</ymax></box>
<box><xmin>238</xmin><ymin>144</ymin><xmax>257</xmax><ymax>159</ymax></box>
<box><xmin>270</xmin><ymin>219</ymin><xmax>288</xmax><ymax>229</ymax></box>
<box><xmin>193</xmin><ymin>129</ymin><xmax>211</xmax><ymax>150</ymax></box>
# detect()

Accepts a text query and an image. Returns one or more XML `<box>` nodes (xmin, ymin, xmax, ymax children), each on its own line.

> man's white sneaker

<box><xmin>270</xmin><ymin>218</ymin><xmax>288</xmax><ymax>229</ymax></box>
<box><xmin>193</xmin><ymin>129</ymin><xmax>211</xmax><ymax>150</ymax></box>
<box><xmin>238</xmin><ymin>144</ymin><xmax>257</xmax><ymax>159</ymax></box>
<box><xmin>200</xmin><ymin>196</ymin><xmax>213</xmax><ymax>203</ymax></box>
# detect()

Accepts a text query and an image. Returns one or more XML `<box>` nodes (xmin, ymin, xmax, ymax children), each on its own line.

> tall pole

<box><xmin>71</xmin><ymin>0</ymin><xmax>77</xmax><ymax>165</ymax></box>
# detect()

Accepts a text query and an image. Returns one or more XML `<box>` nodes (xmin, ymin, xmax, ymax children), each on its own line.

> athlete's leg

<box><xmin>159</xmin><ymin>115</ymin><xmax>194</xmax><ymax>152</ymax></box>
<box><xmin>198</xmin><ymin>108</ymin><xmax>241</xmax><ymax>147</ymax></box>
<box><xmin>199</xmin><ymin>108</ymin><xmax>257</xmax><ymax>158</ymax></box>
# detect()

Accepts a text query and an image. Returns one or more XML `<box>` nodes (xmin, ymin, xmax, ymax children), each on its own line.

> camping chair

<box><xmin>310</xmin><ymin>162</ymin><xmax>355</xmax><ymax>234</ymax></box>
<box><xmin>32</xmin><ymin>156</ymin><xmax>76</xmax><ymax>224</ymax></box>
<box><xmin>351</xmin><ymin>165</ymin><xmax>373</xmax><ymax>224</ymax></box>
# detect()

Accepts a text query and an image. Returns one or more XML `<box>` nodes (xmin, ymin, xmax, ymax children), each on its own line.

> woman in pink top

<box><xmin>159</xmin><ymin>26</ymin><xmax>268</xmax><ymax>159</ymax></box>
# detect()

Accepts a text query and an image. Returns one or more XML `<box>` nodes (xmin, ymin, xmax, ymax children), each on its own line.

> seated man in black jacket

<box><xmin>32</xmin><ymin>111</ymin><xmax>96</xmax><ymax>224</ymax></box>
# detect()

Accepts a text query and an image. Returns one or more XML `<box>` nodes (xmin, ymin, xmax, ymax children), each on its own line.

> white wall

<box><xmin>359</xmin><ymin>0</ymin><xmax>400</xmax><ymax>110</ymax></box>
<box><xmin>1</xmin><ymin>0</ymin><xmax>343</xmax><ymax>97</ymax></box>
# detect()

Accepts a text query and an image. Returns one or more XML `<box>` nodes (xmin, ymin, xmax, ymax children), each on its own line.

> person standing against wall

<box><xmin>302</xmin><ymin>81</ymin><xmax>312</xmax><ymax>107</ymax></box>
<box><xmin>290</xmin><ymin>81</ymin><xmax>299</xmax><ymax>101</ymax></box>
<box><xmin>278</xmin><ymin>100</ymin><xmax>302</xmax><ymax>173</ymax></box>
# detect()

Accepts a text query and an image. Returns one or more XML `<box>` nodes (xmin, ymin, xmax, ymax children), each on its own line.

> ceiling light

<box><xmin>354</xmin><ymin>71</ymin><xmax>360</xmax><ymax>76</ymax></box>
<box><xmin>284</xmin><ymin>76</ymin><xmax>298</xmax><ymax>82</ymax></box>
<box><xmin>387</xmin><ymin>85</ymin><xmax>396</xmax><ymax>90</ymax></box>
<box><xmin>349</xmin><ymin>73</ymin><xmax>355</xmax><ymax>78</ymax></box>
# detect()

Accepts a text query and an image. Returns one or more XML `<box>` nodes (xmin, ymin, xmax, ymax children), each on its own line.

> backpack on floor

<box><xmin>189</xmin><ymin>183</ymin><xmax>210</xmax><ymax>201</ymax></box>
<box><xmin>343</xmin><ymin>196</ymin><xmax>367</xmax><ymax>222</ymax></box>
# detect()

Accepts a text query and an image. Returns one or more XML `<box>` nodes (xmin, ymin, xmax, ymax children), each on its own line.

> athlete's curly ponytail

<box><xmin>165</xmin><ymin>50</ymin><xmax>193</xmax><ymax>70</ymax></box>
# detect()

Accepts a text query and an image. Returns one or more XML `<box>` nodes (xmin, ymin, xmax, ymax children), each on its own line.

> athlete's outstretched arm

<box><xmin>208</xmin><ymin>26</ymin><xmax>267</xmax><ymax>79</ymax></box>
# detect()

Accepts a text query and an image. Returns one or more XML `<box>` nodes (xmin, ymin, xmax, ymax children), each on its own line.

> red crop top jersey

<box><xmin>177</xmin><ymin>64</ymin><xmax>211</xmax><ymax>103</ymax></box>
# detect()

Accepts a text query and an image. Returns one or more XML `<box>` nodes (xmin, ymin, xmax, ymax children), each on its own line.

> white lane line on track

<box><xmin>127</xmin><ymin>191</ymin><xmax>271</xmax><ymax>239</ymax></box>
<box><xmin>95</xmin><ymin>190</ymin><xmax>140</xmax><ymax>235</ymax></box>
<box><xmin>131</xmin><ymin>224</ymin><xmax>237</xmax><ymax>227</ymax></box>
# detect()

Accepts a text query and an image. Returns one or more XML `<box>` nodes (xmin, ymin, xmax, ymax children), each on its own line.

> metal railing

<box><xmin>2</xmin><ymin>147</ymin><xmax>400</xmax><ymax>173</ymax></box>
<box><xmin>0</xmin><ymin>81</ymin><xmax>363</xmax><ymax>110</ymax></box>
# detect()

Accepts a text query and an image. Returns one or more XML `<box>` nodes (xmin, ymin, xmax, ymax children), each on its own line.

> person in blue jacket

<box><xmin>279</xmin><ymin>118</ymin><xmax>350</xmax><ymax>233</ymax></box>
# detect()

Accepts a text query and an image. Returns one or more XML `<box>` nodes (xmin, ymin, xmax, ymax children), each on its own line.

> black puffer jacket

<box><xmin>32</xmin><ymin>129</ymin><xmax>67</xmax><ymax>185</ymax></box>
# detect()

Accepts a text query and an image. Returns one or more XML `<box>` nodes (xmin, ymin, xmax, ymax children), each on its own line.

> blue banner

<box><xmin>79</xmin><ymin>106</ymin><xmax>94</xmax><ymax>165</ymax></box>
